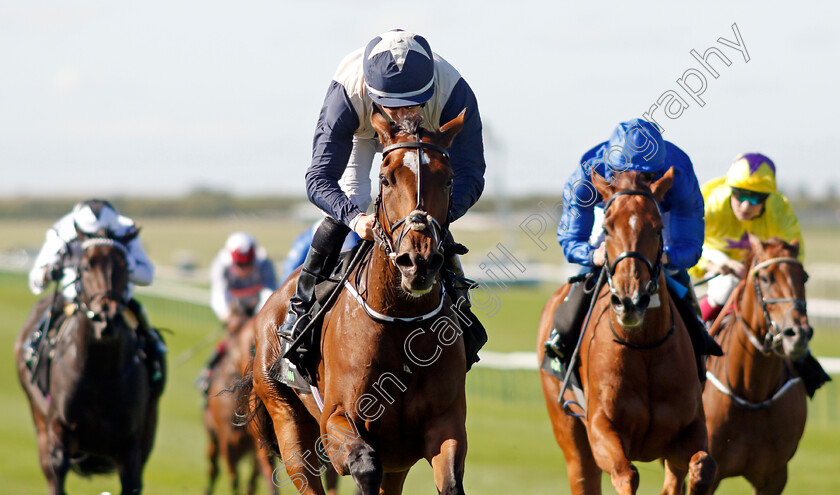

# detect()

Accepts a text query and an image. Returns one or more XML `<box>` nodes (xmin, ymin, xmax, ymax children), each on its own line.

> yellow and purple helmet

<box><xmin>724</xmin><ymin>153</ymin><xmax>777</xmax><ymax>194</ymax></box>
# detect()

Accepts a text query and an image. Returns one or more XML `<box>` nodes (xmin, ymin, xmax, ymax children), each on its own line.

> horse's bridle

<box><xmin>602</xmin><ymin>190</ymin><xmax>664</xmax><ymax>295</ymax></box>
<box><xmin>372</xmin><ymin>138</ymin><xmax>450</xmax><ymax>261</ymax></box>
<box><xmin>76</xmin><ymin>237</ymin><xmax>129</xmax><ymax>322</ymax></box>
<box><xmin>740</xmin><ymin>256</ymin><xmax>809</xmax><ymax>355</ymax></box>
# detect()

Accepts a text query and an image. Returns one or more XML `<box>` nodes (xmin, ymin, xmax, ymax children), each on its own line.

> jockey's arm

<box><xmin>440</xmin><ymin>79</ymin><xmax>486</xmax><ymax>222</ymax></box>
<box><xmin>210</xmin><ymin>254</ymin><xmax>231</xmax><ymax>321</ymax></box>
<box><xmin>305</xmin><ymin>81</ymin><xmax>365</xmax><ymax>228</ymax></box>
<box><xmin>557</xmin><ymin>164</ymin><xmax>599</xmax><ymax>266</ymax></box>
<box><xmin>125</xmin><ymin>236</ymin><xmax>154</xmax><ymax>286</ymax></box>
<box><xmin>661</xmin><ymin>163</ymin><xmax>705</xmax><ymax>271</ymax></box>
<box><xmin>28</xmin><ymin>227</ymin><xmax>67</xmax><ymax>295</ymax></box>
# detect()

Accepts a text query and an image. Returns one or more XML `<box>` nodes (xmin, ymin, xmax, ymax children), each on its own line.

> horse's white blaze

<box><xmin>403</xmin><ymin>150</ymin><xmax>419</xmax><ymax>174</ymax></box>
<box><xmin>629</xmin><ymin>215</ymin><xmax>638</xmax><ymax>232</ymax></box>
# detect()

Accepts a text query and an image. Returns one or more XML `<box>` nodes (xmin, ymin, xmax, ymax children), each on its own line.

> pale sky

<box><xmin>1</xmin><ymin>1</ymin><xmax>838</xmax><ymax>198</ymax></box>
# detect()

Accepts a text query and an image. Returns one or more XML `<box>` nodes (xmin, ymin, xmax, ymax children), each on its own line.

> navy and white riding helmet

<box><xmin>363</xmin><ymin>30</ymin><xmax>435</xmax><ymax>107</ymax></box>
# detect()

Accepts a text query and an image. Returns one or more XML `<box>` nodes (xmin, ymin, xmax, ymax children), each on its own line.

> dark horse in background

<box><xmin>204</xmin><ymin>305</ymin><xmax>277</xmax><ymax>495</ymax></box>
<box><xmin>15</xmin><ymin>228</ymin><xmax>163</xmax><ymax>495</ymax></box>
<box><xmin>538</xmin><ymin>170</ymin><xmax>716</xmax><ymax>494</ymax></box>
<box><xmin>703</xmin><ymin>235</ymin><xmax>818</xmax><ymax>493</ymax></box>
<box><xmin>242</xmin><ymin>108</ymin><xmax>470</xmax><ymax>494</ymax></box>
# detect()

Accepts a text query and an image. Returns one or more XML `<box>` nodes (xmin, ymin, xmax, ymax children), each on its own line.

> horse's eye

<box><xmin>446</xmin><ymin>178</ymin><xmax>454</xmax><ymax>188</ymax></box>
<box><xmin>760</xmin><ymin>274</ymin><xmax>769</xmax><ymax>284</ymax></box>
<box><xmin>380</xmin><ymin>176</ymin><xmax>389</xmax><ymax>187</ymax></box>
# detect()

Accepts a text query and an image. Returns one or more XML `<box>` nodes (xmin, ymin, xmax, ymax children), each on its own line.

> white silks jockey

<box><xmin>24</xmin><ymin>199</ymin><xmax>164</xmax><ymax>385</ymax></box>
<box><xmin>29</xmin><ymin>200</ymin><xmax>153</xmax><ymax>300</ymax></box>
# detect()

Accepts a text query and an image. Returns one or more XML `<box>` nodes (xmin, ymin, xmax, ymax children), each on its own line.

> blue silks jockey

<box><xmin>276</xmin><ymin>29</ymin><xmax>488</xmax><ymax>388</ymax></box>
<box><xmin>546</xmin><ymin>119</ymin><xmax>721</xmax><ymax>381</ymax></box>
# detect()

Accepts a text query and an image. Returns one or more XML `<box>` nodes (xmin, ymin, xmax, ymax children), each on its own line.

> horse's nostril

<box><xmin>611</xmin><ymin>294</ymin><xmax>622</xmax><ymax>309</ymax></box>
<box><xmin>637</xmin><ymin>294</ymin><xmax>650</xmax><ymax>310</ymax></box>
<box><xmin>395</xmin><ymin>253</ymin><xmax>414</xmax><ymax>269</ymax></box>
<box><xmin>783</xmin><ymin>328</ymin><xmax>797</xmax><ymax>337</ymax></box>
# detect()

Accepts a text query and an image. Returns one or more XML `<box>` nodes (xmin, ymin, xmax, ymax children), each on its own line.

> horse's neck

<box><xmin>69</xmin><ymin>318</ymin><xmax>134</xmax><ymax>377</ymax></box>
<box><xmin>724</xmin><ymin>279</ymin><xmax>787</xmax><ymax>401</ymax></box>
<box><xmin>360</xmin><ymin>247</ymin><xmax>442</xmax><ymax>318</ymax></box>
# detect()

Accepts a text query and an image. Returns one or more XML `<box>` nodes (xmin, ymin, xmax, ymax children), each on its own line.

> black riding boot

<box><xmin>793</xmin><ymin>350</ymin><xmax>831</xmax><ymax>398</ymax></box>
<box><xmin>669</xmin><ymin>284</ymin><xmax>723</xmax><ymax>383</ymax></box>
<box><xmin>128</xmin><ymin>299</ymin><xmax>166</xmax><ymax>393</ymax></box>
<box><xmin>442</xmin><ymin>248</ymin><xmax>487</xmax><ymax>372</ymax></box>
<box><xmin>277</xmin><ymin>216</ymin><xmax>349</xmax><ymax>387</ymax></box>
<box><xmin>545</xmin><ymin>270</ymin><xmax>599</xmax><ymax>364</ymax></box>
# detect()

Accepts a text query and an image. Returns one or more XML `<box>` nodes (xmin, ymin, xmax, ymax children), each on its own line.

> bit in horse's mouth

<box><xmin>401</xmin><ymin>279</ymin><xmax>433</xmax><ymax>298</ymax></box>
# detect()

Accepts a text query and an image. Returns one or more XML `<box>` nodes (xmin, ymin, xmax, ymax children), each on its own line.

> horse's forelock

<box><xmin>394</xmin><ymin>113</ymin><xmax>424</xmax><ymax>137</ymax></box>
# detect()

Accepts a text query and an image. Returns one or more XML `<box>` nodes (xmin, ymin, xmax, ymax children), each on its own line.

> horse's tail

<box><xmin>230</xmin><ymin>368</ymin><xmax>279</xmax><ymax>456</ymax></box>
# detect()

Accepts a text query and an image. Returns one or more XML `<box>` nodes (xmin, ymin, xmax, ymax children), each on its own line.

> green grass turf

<box><xmin>2</xmin><ymin>269</ymin><xmax>840</xmax><ymax>494</ymax></box>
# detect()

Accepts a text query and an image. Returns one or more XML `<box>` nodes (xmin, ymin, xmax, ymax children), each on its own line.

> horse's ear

<box><xmin>650</xmin><ymin>167</ymin><xmax>674</xmax><ymax>202</ymax></box>
<box><xmin>437</xmin><ymin>108</ymin><xmax>466</xmax><ymax>149</ymax></box>
<box><xmin>748</xmin><ymin>232</ymin><xmax>765</xmax><ymax>256</ymax></box>
<box><xmin>591</xmin><ymin>172</ymin><xmax>614</xmax><ymax>203</ymax></box>
<box><xmin>119</xmin><ymin>226</ymin><xmax>140</xmax><ymax>245</ymax></box>
<box><xmin>789</xmin><ymin>238</ymin><xmax>801</xmax><ymax>256</ymax></box>
<box><xmin>371</xmin><ymin>108</ymin><xmax>394</xmax><ymax>147</ymax></box>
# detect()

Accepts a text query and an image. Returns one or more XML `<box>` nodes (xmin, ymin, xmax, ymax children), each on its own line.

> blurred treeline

<box><xmin>0</xmin><ymin>186</ymin><xmax>838</xmax><ymax>225</ymax></box>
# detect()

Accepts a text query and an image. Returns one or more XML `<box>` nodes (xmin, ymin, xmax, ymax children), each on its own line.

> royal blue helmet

<box><xmin>363</xmin><ymin>30</ymin><xmax>435</xmax><ymax>107</ymax></box>
<box><xmin>603</xmin><ymin>119</ymin><xmax>667</xmax><ymax>173</ymax></box>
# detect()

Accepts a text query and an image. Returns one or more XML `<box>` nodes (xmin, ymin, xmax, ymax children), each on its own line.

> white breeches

<box><xmin>706</xmin><ymin>273</ymin><xmax>740</xmax><ymax>307</ymax></box>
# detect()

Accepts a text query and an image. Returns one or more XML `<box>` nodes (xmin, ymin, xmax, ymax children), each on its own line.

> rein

<box><xmin>706</xmin><ymin>255</ymin><xmax>806</xmax><ymax>408</ymax></box>
<box><xmin>603</xmin><ymin>190</ymin><xmax>663</xmax><ymax>296</ymax></box>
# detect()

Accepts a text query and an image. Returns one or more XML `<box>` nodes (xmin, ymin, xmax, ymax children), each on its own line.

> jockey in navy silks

<box><xmin>545</xmin><ymin>119</ymin><xmax>721</xmax><ymax>380</ymax></box>
<box><xmin>277</xmin><ymin>30</ymin><xmax>487</xmax><ymax>386</ymax></box>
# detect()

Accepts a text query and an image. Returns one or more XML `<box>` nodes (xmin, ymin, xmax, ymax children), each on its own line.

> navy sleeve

<box><xmin>260</xmin><ymin>258</ymin><xmax>277</xmax><ymax>292</ymax></box>
<box><xmin>439</xmin><ymin>78</ymin><xmax>486</xmax><ymax>222</ymax></box>
<box><xmin>661</xmin><ymin>147</ymin><xmax>705</xmax><ymax>270</ymax></box>
<box><xmin>557</xmin><ymin>162</ymin><xmax>602</xmax><ymax>266</ymax></box>
<box><xmin>305</xmin><ymin>81</ymin><xmax>364</xmax><ymax>227</ymax></box>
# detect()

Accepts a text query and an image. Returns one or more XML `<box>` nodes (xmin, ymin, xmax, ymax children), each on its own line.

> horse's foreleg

<box><xmin>117</xmin><ymin>438</ymin><xmax>144</xmax><ymax>495</ymax></box>
<box><xmin>206</xmin><ymin>430</ymin><xmax>220</xmax><ymax>495</ymax></box>
<box><xmin>661</xmin><ymin>460</ymin><xmax>687</xmax><ymax>495</ymax></box>
<box><xmin>379</xmin><ymin>470</ymin><xmax>408</xmax><ymax>494</ymax></box>
<box><xmin>588</xmin><ymin>413</ymin><xmax>638</xmax><ymax>495</ymax></box>
<box><xmin>321</xmin><ymin>412</ymin><xmax>382</xmax><ymax>495</ymax></box>
<box><xmin>222</xmin><ymin>440</ymin><xmax>241</xmax><ymax>495</ymax></box>
<box><xmin>542</xmin><ymin>373</ymin><xmax>602</xmax><ymax>494</ymax></box>
<box><xmin>324</xmin><ymin>462</ymin><xmax>339</xmax><ymax>495</ymax></box>
<box><xmin>665</xmin><ymin>415</ymin><xmax>716</xmax><ymax>495</ymax></box>
<box><xmin>423</xmin><ymin>417</ymin><xmax>466</xmax><ymax>495</ymax></box>
<box><xmin>46</xmin><ymin>421</ymin><xmax>70</xmax><ymax>495</ymax></box>
<box><xmin>750</xmin><ymin>466</ymin><xmax>788</xmax><ymax>495</ymax></box>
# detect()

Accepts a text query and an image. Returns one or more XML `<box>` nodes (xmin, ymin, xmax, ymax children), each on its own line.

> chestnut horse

<box><xmin>537</xmin><ymin>170</ymin><xmax>716</xmax><ymax>494</ymax></box>
<box><xmin>248</xmin><ymin>109</ymin><xmax>469</xmax><ymax>494</ymax></box>
<box><xmin>703</xmin><ymin>236</ymin><xmax>810</xmax><ymax>493</ymax></box>
<box><xmin>204</xmin><ymin>308</ymin><xmax>277</xmax><ymax>495</ymax></box>
<box><xmin>15</xmin><ymin>230</ymin><xmax>161</xmax><ymax>495</ymax></box>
